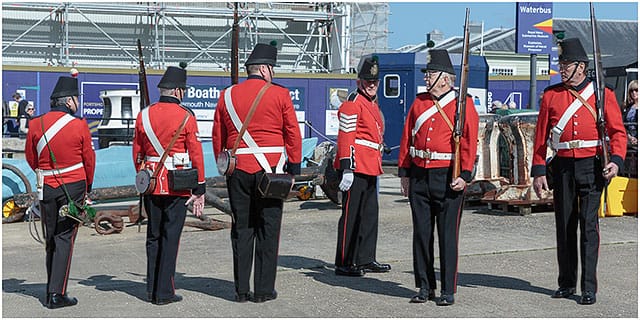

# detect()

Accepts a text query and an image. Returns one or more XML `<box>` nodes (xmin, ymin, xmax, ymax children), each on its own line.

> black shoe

<box><xmin>235</xmin><ymin>291</ymin><xmax>253</xmax><ymax>303</ymax></box>
<box><xmin>253</xmin><ymin>290</ymin><xmax>277</xmax><ymax>303</ymax></box>
<box><xmin>551</xmin><ymin>287</ymin><xmax>576</xmax><ymax>298</ymax></box>
<box><xmin>410</xmin><ymin>288</ymin><xmax>436</xmax><ymax>303</ymax></box>
<box><xmin>358</xmin><ymin>261</ymin><xmax>391</xmax><ymax>273</ymax></box>
<box><xmin>436</xmin><ymin>294</ymin><xmax>455</xmax><ymax>306</ymax></box>
<box><xmin>335</xmin><ymin>266</ymin><xmax>365</xmax><ymax>277</ymax></box>
<box><xmin>579</xmin><ymin>291</ymin><xmax>596</xmax><ymax>305</ymax></box>
<box><xmin>46</xmin><ymin>293</ymin><xmax>78</xmax><ymax>309</ymax></box>
<box><xmin>153</xmin><ymin>294</ymin><xmax>183</xmax><ymax>305</ymax></box>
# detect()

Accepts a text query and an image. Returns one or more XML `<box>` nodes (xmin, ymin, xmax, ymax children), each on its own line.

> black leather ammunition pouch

<box><xmin>258</xmin><ymin>173</ymin><xmax>293</xmax><ymax>200</ymax></box>
<box><xmin>168</xmin><ymin>169</ymin><xmax>198</xmax><ymax>191</ymax></box>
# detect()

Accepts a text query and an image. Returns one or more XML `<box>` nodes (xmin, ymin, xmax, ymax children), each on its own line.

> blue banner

<box><xmin>516</xmin><ymin>2</ymin><xmax>553</xmax><ymax>54</ymax></box>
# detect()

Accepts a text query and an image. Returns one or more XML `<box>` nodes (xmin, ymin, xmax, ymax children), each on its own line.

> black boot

<box><xmin>47</xmin><ymin>293</ymin><xmax>78</xmax><ymax>309</ymax></box>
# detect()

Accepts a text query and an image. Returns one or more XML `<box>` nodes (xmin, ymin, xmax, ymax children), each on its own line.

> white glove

<box><xmin>186</xmin><ymin>194</ymin><xmax>205</xmax><ymax>217</ymax></box>
<box><xmin>339</xmin><ymin>170</ymin><xmax>354</xmax><ymax>191</ymax></box>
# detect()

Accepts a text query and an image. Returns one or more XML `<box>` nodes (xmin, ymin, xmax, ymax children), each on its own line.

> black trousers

<box><xmin>551</xmin><ymin>156</ymin><xmax>604</xmax><ymax>293</ymax></box>
<box><xmin>39</xmin><ymin>180</ymin><xmax>84</xmax><ymax>295</ymax></box>
<box><xmin>335</xmin><ymin>173</ymin><xmax>379</xmax><ymax>267</ymax></box>
<box><xmin>143</xmin><ymin>195</ymin><xmax>187</xmax><ymax>300</ymax></box>
<box><xmin>227</xmin><ymin>170</ymin><xmax>283</xmax><ymax>296</ymax></box>
<box><xmin>408</xmin><ymin>166</ymin><xmax>464</xmax><ymax>295</ymax></box>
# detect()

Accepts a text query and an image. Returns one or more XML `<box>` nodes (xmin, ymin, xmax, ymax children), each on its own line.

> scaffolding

<box><xmin>2</xmin><ymin>2</ymin><xmax>389</xmax><ymax>74</ymax></box>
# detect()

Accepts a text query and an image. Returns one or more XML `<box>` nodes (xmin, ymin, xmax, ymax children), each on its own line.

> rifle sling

<box><xmin>230</xmin><ymin>83</ymin><xmax>272</xmax><ymax>156</ymax></box>
<box><xmin>567</xmin><ymin>87</ymin><xmax>598</xmax><ymax>121</ymax></box>
<box><xmin>150</xmin><ymin>112</ymin><xmax>190</xmax><ymax>180</ymax></box>
<box><xmin>433</xmin><ymin>99</ymin><xmax>454</xmax><ymax>132</ymax></box>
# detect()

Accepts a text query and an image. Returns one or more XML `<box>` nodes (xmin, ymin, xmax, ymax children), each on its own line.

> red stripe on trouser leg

<box><xmin>61</xmin><ymin>223</ymin><xmax>79</xmax><ymax>295</ymax></box>
<box><xmin>340</xmin><ymin>190</ymin><xmax>351</xmax><ymax>265</ymax></box>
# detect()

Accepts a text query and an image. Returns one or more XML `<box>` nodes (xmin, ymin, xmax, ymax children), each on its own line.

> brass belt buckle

<box><xmin>568</xmin><ymin>140</ymin><xmax>580</xmax><ymax>149</ymax></box>
<box><xmin>424</xmin><ymin>150</ymin><xmax>431</xmax><ymax>160</ymax></box>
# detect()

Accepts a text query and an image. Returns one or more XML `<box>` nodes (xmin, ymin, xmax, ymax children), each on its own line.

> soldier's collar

<box><xmin>431</xmin><ymin>88</ymin><xmax>455</xmax><ymax>101</ymax></box>
<box><xmin>159</xmin><ymin>95</ymin><xmax>181</xmax><ymax>104</ymax></box>
<box><xmin>569</xmin><ymin>78</ymin><xmax>590</xmax><ymax>92</ymax></box>
<box><xmin>248</xmin><ymin>74</ymin><xmax>267</xmax><ymax>81</ymax></box>
<box><xmin>356</xmin><ymin>88</ymin><xmax>376</xmax><ymax>102</ymax></box>
<box><xmin>49</xmin><ymin>106</ymin><xmax>68</xmax><ymax>113</ymax></box>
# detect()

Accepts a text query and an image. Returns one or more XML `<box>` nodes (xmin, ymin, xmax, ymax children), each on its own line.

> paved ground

<box><xmin>2</xmin><ymin>174</ymin><xmax>638</xmax><ymax>318</ymax></box>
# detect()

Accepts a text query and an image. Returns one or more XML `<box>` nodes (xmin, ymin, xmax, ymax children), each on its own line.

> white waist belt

<box><xmin>355</xmin><ymin>139</ymin><xmax>382</xmax><ymax>151</ymax></box>
<box><xmin>554</xmin><ymin>139</ymin><xmax>601</xmax><ymax>150</ymax></box>
<box><xmin>145</xmin><ymin>156</ymin><xmax>191</xmax><ymax>170</ymax></box>
<box><xmin>235</xmin><ymin>146</ymin><xmax>287</xmax><ymax>173</ymax></box>
<box><xmin>40</xmin><ymin>162</ymin><xmax>84</xmax><ymax>176</ymax></box>
<box><xmin>235</xmin><ymin>146</ymin><xmax>285</xmax><ymax>155</ymax></box>
<box><xmin>409</xmin><ymin>146</ymin><xmax>453</xmax><ymax>160</ymax></box>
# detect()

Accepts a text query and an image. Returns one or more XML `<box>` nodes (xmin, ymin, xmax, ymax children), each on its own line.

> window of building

<box><xmin>384</xmin><ymin>74</ymin><xmax>400</xmax><ymax>98</ymax></box>
<box><xmin>490</xmin><ymin>67</ymin><xmax>514</xmax><ymax>76</ymax></box>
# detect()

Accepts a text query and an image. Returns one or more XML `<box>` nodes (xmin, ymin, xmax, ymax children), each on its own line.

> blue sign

<box><xmin>516</xmin><ymin>2</ymin><xmax>553</xmax><ymax>54</ymax></box>
<box><xmin>289</xmin><ymin>87</ymin><xmax>305</xmax><ymax>111</ymax></box>
<box><xmin>182</xmin><ymin>84</ymin><xmax>222</xmax><ymax>110</ymax></box>
<box><xmin>181</xmin><ymin>85</ymin><xmax>305</xmax><ymax>111</ymax></box>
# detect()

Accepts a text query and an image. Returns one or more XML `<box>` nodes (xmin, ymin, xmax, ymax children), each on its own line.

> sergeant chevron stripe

<box><xmin>339</xmin><ymin>113</ymin><xmax>358</xmax><ymax>133</ymax></box>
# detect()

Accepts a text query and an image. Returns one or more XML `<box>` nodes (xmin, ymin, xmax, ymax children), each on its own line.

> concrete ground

<box><xmin>2</xmin><ymin>174</ymin><xmax>637</xmax><ymax>318</ymax></box>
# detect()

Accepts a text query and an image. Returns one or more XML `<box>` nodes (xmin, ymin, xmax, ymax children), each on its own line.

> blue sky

<box><xmin>387</xmin><ymin>2</ymin><xmax>639</xmax><ymax>49</ymax></box>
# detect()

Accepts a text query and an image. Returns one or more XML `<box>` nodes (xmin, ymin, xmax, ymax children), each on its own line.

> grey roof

<box><xmin>406</xmin><ymin>18</ymin><xmax>638</xmax><ymax>69</ymax></box>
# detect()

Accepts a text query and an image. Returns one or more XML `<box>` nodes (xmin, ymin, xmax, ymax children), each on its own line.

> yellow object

<box><xmin>598</xmin><ymin>177</ymin><xmax>638</xmax><ymax>217</ymax></box>
<box><xmin>3</xmin><ymin>199</ymin><xmax>18</xmax><ymax>218</ymax></box>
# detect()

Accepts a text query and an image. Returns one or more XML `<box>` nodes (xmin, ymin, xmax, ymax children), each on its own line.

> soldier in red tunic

<box><xmin>531</xmin><ymin>38</ymin><xmax>626</xmax><ymax>305</ymax></box>
<box><xmin>25</xmin><ymin>76</ymin><xmax>96</xmax><ymax>309</ymax></box>
<box><xmin>132</xmin><ymin>64</ymin><xmax>206</xmax><ymax>305</ymax></box>
<box><xmin>213</xmin><ymin>42</ymin><xmax>302</xmax><ymax>303</ymax></box>
<box><xmin>333</xmin><ymin>56</ymin><xmax>391</xmax><ymax>277</ymax></box>
<box><xmin>398</xmin><ymin>50</ymin><xmax>479</xmax><ymax>306</ymax></box>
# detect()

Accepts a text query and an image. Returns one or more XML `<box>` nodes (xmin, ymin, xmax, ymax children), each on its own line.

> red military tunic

<box><xmin>212</xmin><ymin>76</ymin><xmax>302</xmax><ymax>175</ymax></box>
<box><xmin>333</xmin><ymin>90</ymin><xmax>384</xmax><ymax>176</ymax></box>
<box><xmin>531</xmin><ymin>80</ymin><xmax>627</xmax><ymax>176</ymax></box>
<box><xmin>398</xmin><ymin>90</ymin><xmax>479</xmax><ymax>181</ymax></box>
<box><xmin>133</xmin><ymin>97</ymin><xmax>206</xmax><ymax>196</ymax></box>
<box><xmin>25</xmin><ymin>109</ymin><xmax>95</xmax><ymax>189</ymax></box>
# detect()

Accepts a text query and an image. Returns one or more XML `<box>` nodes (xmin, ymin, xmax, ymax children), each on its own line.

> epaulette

<box><xmin>179</xmin><ymin>104</ymin><xmax>196</xmax><ymax>116</ymax></box>
<box><xmin>270</xmin><ymin>81</ymin><xmax>287</xmax><ymax>89</ymax></box>
<box><xmin>543</xmin><ymin>83</ymin><xmax>564</xmax><ymax>92</ymax></box>
<box><xmin>347</xmin><ymin>91</ymin><xmax>359</xmax><ymax>102</ymax></box>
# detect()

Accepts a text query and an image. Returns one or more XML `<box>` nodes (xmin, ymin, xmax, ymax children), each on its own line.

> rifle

<box><xmin>231</xmin><ymin>2</ymin><xmax>239</xmax><ymax>85</ymax></box>
<box><xmin>589</xmin><ymin>3</ymin><xmax>609</xmax><ymax>168</ymax></box>
<box><xmin>137</xmin><ymin>39</ymin><xmax>151</xmax><ymax>110</ymax></box>
<box><xmin>136</xmin><ymin>38</ymin><xmax>150</xmax><ymax>232</ymax></box>
<box><xmin>451</xmin><ymin>8</ymin><xmax>471</xmax><ymax>182</ymax></box>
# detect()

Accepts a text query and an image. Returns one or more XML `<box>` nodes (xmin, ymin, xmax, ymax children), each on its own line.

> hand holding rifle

<box><xmin>589</xmin><ymin>3</ymin><xmax>618</xmax><ymax>180</ymax></box>
<box><xmin>450</xmin><ymin>8</ymin><xmax>471</xmax><ymax>190</ymax></box>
